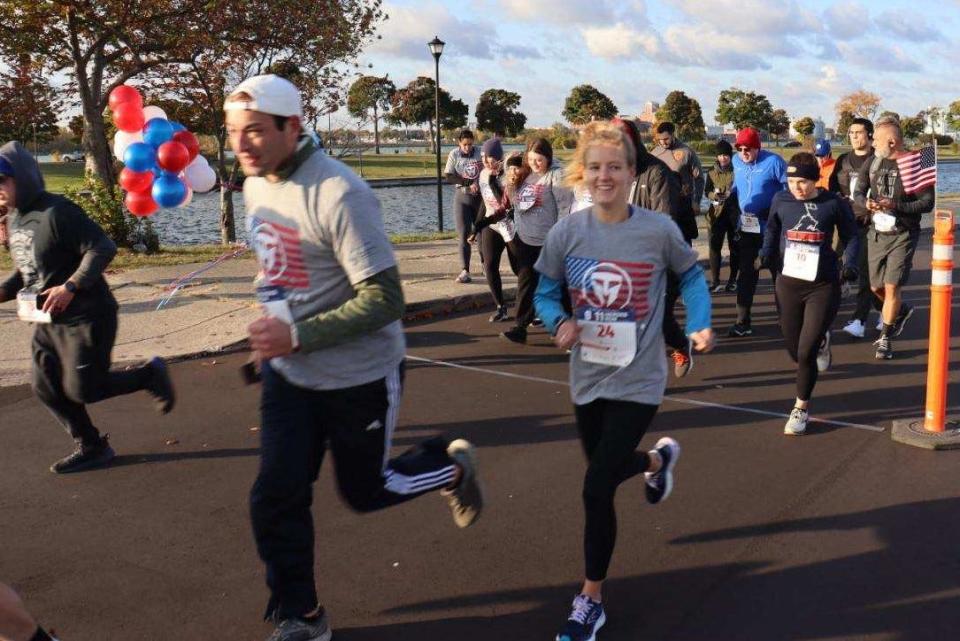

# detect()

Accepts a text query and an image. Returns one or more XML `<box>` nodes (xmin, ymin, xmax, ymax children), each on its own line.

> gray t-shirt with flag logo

<box><xmin>244</xmin><ymin>150</ymin><xmax>404</xmax><ymax>390</ymax></box>
<box><xmin>535</xmin><ymin>206</ymin><xmax>698</xmax><ymax>405</ymax></box>
<box><xmin>444</xmin><ymin>147</ymin><xmax>482</xmax><ymax>192</ymax></box>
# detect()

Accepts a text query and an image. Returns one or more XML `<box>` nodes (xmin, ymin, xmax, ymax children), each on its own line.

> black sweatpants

<box><xmin>662</xmin><ymin>272</ymin><xmax>687</xmax><ymax>352</ymax></box>
<box><xmin>735</xmin><ymin>231</ymin><xmax>777</xmax><ymax>325</ymax></box>
<box><xmin>31</xmin><ymin>312</ymin><xmax>153</xmax><ymax>446</ymax></box>
<box><xmin>708</xmin><ymin>214</ymin><xmax>739</xmax><ymax>286</ymax></box>
<box><xmin>845</xmin><ymin>226</ymin><xmax>880</xmax><ymax>323</ymax></box>
<box><xmin>510</xmin><ymin>235</ymin><xmax>541</xmax><ymax>330</ymax></box>
<box><xmin>251</xmin><ymin>361</ymin><xmax>458</xmax><ymax>621</ymax></box>
<box><xmin>574</xmin><ymin>399</ymin><xmax>657</xmax><ymax>581</ymax></box>
<box><xmin>481</xmin><ymin>227</ymin><xmax>518</xmax><ymax>308</ymax></box>
<box><xmin>453</xmin><ymin>192</ymin><xmax>481</xmax><ymax>271</ymax></box>
<box><xmin>775</xmin><ymin>276</ymin><xmax>841</xmax><ymax>401</ymax></box>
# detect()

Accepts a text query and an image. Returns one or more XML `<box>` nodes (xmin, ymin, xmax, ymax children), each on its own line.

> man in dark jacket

<box><xmin>853</xmin><ymin>117</ymin><xmax>935</xmax><ymax>359</ymax></box>
<box><xmin>704</xmin><ymin>140</ymin><xmax>738</xmax><ymax>292</ymax></box>
<box><xmin>617</xmin><ymin>118</ymin><xmax>695</xmax><ymax>377</ymax></box>
<box><xmin>0</xmin><ymin>142</ymin><xmax>174</xmax><ymax>473</ymax></box>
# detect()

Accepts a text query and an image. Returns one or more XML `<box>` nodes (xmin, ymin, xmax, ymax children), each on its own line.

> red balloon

<box><xmin>125</xmin><ymin>190</ymin><xmax>158</xmax><ymax>217</ymax></box>
<box><xmin>157</xmin><ymin>141</ymin><xmax>191</xmax><ymax>174</ymax></box>
<box><xmin>108</xmin><ymin>85</ymin><xmax>143</xmax><ymax>112</ymax></box>
<box><xmin>119</xmin><ymin>167</ymin><xmax>154</xmax><ymax>194</ymax></box>
<box><xmin>171</xmin><ymin>130</ymin><xmax>200</xmax><ymax>162</ymax></box>
<box><xmin>114</xmin><ymin>102</ymin><xmax>145</xmax><ymax>133</ymax></box>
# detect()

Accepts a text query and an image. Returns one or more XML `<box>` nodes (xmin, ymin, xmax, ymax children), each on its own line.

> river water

<box><xmin>148</xmin><ymin>162</ymin><xmax>960</xmax><ymax>245</ymax></box>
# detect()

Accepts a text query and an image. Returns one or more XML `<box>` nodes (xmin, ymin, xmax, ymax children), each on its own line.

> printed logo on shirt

<box><xmin>8</xmin><ymin>225</ymin><xmax>38</xmax><ymax>288</ymax></box>
<box><xmin>565</xmin><ymin>256</ymin><xmax>653</xmax><ymax>318</ymax></box>
<box><xmin>250</xmin><ymin>216</ymin><xmax>310</xmax><ymax>289</ymax></box>
<box><xmin>786</xmin><ymin>202</ymin><xmax>825</xmax><ymax>243</ymax></box>
<box><xmin>516</xmin><ymin>183</ymin><xmax>544</xmax><ymax>211</ymax></box>
<box><xmin>457</xmin><ymin>158</ymin><xmax>481</xmax><ymax>180</ymax></box>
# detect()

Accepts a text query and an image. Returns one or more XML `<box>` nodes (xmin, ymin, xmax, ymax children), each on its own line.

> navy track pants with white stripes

<box><xmin>251</xmin><ymin>360</ymin><xmax>456</xmax><ymax>621</ymax></box>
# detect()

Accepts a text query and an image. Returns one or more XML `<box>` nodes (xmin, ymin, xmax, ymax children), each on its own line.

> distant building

<box><xmin>638</xmin><ymin>101</ymin><xmax>659</xmax><ymax>125</ymax></box>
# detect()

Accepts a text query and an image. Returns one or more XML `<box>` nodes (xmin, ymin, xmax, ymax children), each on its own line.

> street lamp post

<box><xmin>428</xmin><ymin>36</ymin><xmax>445</xmax><ymax>232</ymax></box>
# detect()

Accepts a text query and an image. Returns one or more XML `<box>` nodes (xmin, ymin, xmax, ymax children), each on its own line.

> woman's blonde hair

<box><xmin>564</xmin><ymin>121</ymin><xmax>637</xmax><ymax>189</ymax></box>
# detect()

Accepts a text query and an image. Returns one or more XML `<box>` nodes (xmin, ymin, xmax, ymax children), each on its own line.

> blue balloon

<box><xmin>152</xmin><ymin>173</ymin><xmax>187</xmax><ymax>208</ymax></box>
<box><xmin>123</xmin><ymin>142</ymin><xmax>156</xmax><ymax>172</ymax></box>
<box><xmin>143</xmin><ymin>118</ymin><xmax>174</xmax><ymax>148</ymax></box>
<box><xmin>169</xmin><ymin>121</ymin><xmax>186</xmax><ymax>133</ymax></box>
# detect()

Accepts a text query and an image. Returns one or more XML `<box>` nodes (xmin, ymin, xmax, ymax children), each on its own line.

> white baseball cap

<box><xmin>224</xmin><ymin>74</ymin><xmax>303</xmax><ymax>119</ymax></box>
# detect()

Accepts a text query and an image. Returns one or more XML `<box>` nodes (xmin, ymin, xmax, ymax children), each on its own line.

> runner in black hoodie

<box><xmin>0</xmin><ymin>142</ymin><xmax>175</xmax><ymax>473</ymax></box>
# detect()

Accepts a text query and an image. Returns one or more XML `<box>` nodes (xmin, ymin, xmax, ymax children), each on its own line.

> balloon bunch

<box><xmin>109</xmin><ymin>85</ymin><xmax>218</xmax><ymax>217</ymax></box>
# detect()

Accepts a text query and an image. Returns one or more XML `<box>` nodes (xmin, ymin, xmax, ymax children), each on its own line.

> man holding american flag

<box><xmin>853</xmin><ymin>115</ymin><xmax>936</xmax><ymax>360</ymax></box>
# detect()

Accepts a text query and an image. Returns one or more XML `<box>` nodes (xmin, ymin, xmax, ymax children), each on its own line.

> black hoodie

<box><xmin>0</xmin><ymin>141</ymin><xmax>117</xmax><ymax>322</ymax></box>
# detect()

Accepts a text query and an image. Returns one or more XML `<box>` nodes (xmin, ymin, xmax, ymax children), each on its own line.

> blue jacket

<box><xmin>732</xmin><ymin>149</ymin><xmax>787</xmax><ymax>231</ymax></box>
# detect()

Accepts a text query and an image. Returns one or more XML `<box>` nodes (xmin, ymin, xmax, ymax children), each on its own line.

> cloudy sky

<box><xmin>351</xmin><ymin>0</ymin><xmax>960</xmax><ymax>129</ymax></box>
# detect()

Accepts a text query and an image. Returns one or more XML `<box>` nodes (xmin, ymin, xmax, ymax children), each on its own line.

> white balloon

<box><xmin>113</xmin><ymin>130</ymin><xmax>143</xmax><ymax>160</ymax></box>
<box><xmin>142</xmin><ymin>105</ymin><xmax>168</xmax><ymax>122</ymax></box>
<box><xmin>184</xmin><ymin>158</ymin><xmax>217</xmax><ymax>193</ymax></box>
<box><xmin>178</xmin><ymin>187</ymin><xmax>194</xmax><ymax>207</ymax></box>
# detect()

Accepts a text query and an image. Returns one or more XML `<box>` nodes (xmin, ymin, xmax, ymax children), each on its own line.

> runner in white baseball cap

<box><xmin>225</xmin><ymin>74</ymin><xmax>303</xmax><ymax>119</ymax></box>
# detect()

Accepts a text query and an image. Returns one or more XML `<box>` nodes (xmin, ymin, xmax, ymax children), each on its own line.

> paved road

<box><xmin>1</xmin><ymin>235</ymin><xmax>959</xmax><ymax>641</ymax></box>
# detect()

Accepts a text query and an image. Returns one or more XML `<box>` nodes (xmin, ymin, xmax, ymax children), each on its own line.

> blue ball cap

<box><xmin>0</xmin><ymin>156</ymin><xmax>15</xmax><ymax>178</ymax></box>
<box><xmin>814</xmin><ymin>139</ymin><xmax>831</xmax><ymax>157</ymax></box>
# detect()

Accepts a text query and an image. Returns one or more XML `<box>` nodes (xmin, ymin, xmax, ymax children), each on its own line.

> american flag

<box><xmin>565</xmin><ymin>255</ymin><xmax>653</xmax><ymax>317</ymax></box>
<box><xmin>896</xmin><ymin>146</ymin><xmax>937</xmax><ymax>195</ymax></box>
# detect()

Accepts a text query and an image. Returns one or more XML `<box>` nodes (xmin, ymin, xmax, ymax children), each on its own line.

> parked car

<box><xmin>62</xmin><ymin>151</ymin><xmax>85</xmax><ymax>162</ymax></box>
<box><xmin>782</xmin><ymin>141</ymin><xmax>802</xmax><ymax>148</ymax></box>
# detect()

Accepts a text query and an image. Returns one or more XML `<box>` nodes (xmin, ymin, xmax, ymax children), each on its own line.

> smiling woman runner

<box><xmin>533</xmin><ymin>121</ymin><xmax>714</xmax><ymax>641</ymax></box>
<box><xmin>759</xmin><ymin>152</ymin><xmax>859</xmax><ymax>436</ymax></box>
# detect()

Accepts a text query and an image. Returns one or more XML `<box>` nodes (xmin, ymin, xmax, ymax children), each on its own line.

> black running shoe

<box><xmin>148</xmin><ymin>357</ymin><xmax>175</xmax><ymax>414</ymax></box>
<box><xmin>489</xmin><ymin>306</ymin><xmax>509</xmax><ymax>323</ymax></box>
<box><xmin>50</xmin><ymin>436</ymin><xmax>115</xmax><ymax>474</ymax></box>
<box><xmin>530</xmin><ymin>317</ymin><xmax>544</xmax><ymax>328</ymax></box>
<box><xmin>892</xmin><ymin>304</ymin><xmax>914</xmax><ymax>338</ymax></box>
<box><xmin>500</xmin><ymin>327</ymin><xmax>527</xmax><ymax>344</ymax></box>
<box><xmin>874</xmin><ymin>336</ymin><xmax>893</xmax><ymax>360</ymax></box>
<box><xmin>725</xmin><ymin>281</ymin><xmax>738</xmax><ymax>293</ymax></box>
<box><xmin>727</xmin><ymin>322</ymin><xmax>752</xmax><ymax>337</ymax></box>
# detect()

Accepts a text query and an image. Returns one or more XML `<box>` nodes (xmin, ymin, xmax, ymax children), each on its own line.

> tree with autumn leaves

<box><xmin>0</xmin><ymin>55</ymin><xmax>60</xmax><ymax>150</ymax></box>
<box><xmin>0</xmin><ymin>0</ymin><xmax>385</xmax><ymax>243</ymax></box>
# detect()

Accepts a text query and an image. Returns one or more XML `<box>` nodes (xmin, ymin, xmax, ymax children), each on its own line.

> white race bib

<box><xmin>782</xmin><ymin>241</ymin><xmax>820</xmax><ymax>281</ymax></box>
<box><xmin>576</xmin><ymin>307</ymin><xmax>637</xmax><ymax>367</ymax></box>
<box><xmin>873</xmin><ymin>212</ymin><xmax>896</xmax><ymax>233</ymax></box>
<box><xmin>16</xmin><ymin>291</ymin><xmax>51</xmax><ymax>324</ymax></box>
<box><xmin>740</xmin><ymin>213</ymin><xmax>761</xmax><ymax>234</ymax></box>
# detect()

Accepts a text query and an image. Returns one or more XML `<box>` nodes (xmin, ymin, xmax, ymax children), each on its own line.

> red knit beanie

<box><xmin>735</xmin><ymin>127</ymin><xmax>761</xmax><ymax>150</ymax></box>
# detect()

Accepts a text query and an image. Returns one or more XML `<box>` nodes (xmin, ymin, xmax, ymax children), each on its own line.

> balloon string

<box><xmin>155</xmin><ymin>244</ymin><xmax>251</xmax><ymax>310</ymax></box>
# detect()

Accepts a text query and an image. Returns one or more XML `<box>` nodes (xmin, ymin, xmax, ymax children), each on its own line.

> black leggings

<box><xmin>708</xmin><ymin>215</ymin><xmax>739</xmax><ymax>286</ymax></box>
<box><xmin>662</xmin><ymin>271</ymin><xmax>686</xmax><ymax>352</ymax></box>
<box><xmin>574</xmin><ymin>399</ymin><xmax>657</xmax><ymax>581</ymax></box>
<box><xmin>453</xmin><ymin>192</ymin><xmax>481</xmax><ymax>271</ymax></box>
<box><xmin>510</xmin><ymin>235</ymin><xmax>541</xmax><ymax>329</ymax></box>
<box><xmin>775</xmin><ymin>276</ymin><xmax>840</xmax><ymax>401</ymax></box>
<box><xmin>480</xmin><ymin>228</ymin><xmax>518</xmax><ymax>307</ymax></box>
<box><xmin>736</xmin><ymin>231</ymin><xmax>777</xmax><ymax>324</ymax></box>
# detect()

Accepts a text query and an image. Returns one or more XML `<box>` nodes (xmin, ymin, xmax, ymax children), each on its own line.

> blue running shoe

<box><xmin>556</xmin><ymin>594</ymin><xmax>606</xmax><ymax>641</ymax></box>
<box><xmin>645</xmin><ymin>437</ymin><xmax>680</xmax><ymax>505</ymax></box>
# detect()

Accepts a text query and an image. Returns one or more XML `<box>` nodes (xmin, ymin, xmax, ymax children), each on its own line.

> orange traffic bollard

<box><xmin>924</xmin><ymin>210</ymin><xmax>954</xmax><ymax>432</ymax></box>
<box><xmin>892</xmin><ymin>208</ymin><xmax>960</xmax><ymax>449</ymax></box>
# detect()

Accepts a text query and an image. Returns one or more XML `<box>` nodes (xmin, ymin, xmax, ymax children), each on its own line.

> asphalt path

<box><xmin>2</xmin><ymin>234</ymin><xmax>960</xmax><ymax>641</ymax></box>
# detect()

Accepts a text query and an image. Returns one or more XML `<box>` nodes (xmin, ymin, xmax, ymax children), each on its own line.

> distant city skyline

<box><xmin>350</xmin><ymin>0</ymin><xmax>960</xmax><ymax>130</ymax></box>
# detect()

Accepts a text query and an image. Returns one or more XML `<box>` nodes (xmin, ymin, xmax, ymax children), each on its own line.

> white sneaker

<box><xmin>455</xmin><ymin>269</ymin><xmax>471</xmax><ymax>284</ymax></box>
<box><xmin>816</xmin><ymin>331</ymin><xmax>832</xmax><ymax>372</ymax></box>
<box><xmin>842</xmin><ymin>319</ymin><xmax>865</xmax><ymax>338</ymax></box>
<box><xmin>784</xmin><ymin>407</ymin><xmax>808</xmax><ymax>435</ymax></box>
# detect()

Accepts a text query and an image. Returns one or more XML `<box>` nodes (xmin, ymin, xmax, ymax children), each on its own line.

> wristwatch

<box><xmin>64</xmin><ymin>280</ymin><xmax>77</xmax><ymax>294</ymax></box>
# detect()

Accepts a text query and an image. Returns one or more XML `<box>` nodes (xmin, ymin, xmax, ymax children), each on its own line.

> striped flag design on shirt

<box><xmin>896</xmin><ymin>146</ymin><xmax>937</xmax><ymax>195</ymax></box>
<box><xmin>249</xmin><ymin>216</ymin><xmax>310</xmax><ymax>289</ymax></box>
<box><xmin>565</xmin><ymin>255</ymin><xmax>654</xmax><ymax>317</ymax></box>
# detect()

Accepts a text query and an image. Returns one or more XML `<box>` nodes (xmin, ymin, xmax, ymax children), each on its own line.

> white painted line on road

<box><xmin>405</xmin><ymin>354</ymin><xmax>886</xmax><ymax>433</ymax></box>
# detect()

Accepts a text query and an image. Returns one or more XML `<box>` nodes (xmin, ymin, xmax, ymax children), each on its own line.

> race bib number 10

<box><xmin>576</xmin><ymin>307</ymin><xmax>637</xmax><ymax>367</ymax></box>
